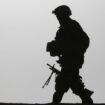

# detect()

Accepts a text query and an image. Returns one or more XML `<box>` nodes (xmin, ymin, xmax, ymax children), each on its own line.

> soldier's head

<box><xmin>52</xmin><ymin>5</ymin><xmax>72</xmax><ymax>25</ymax></box>
<box><xmin>52</xmin><ymin>5</ymin><xmax>72</xmax><ymax>18</ymax></box>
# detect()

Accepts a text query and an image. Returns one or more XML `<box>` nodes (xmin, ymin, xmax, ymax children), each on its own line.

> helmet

<box><xmin>52</xmin><ymin>5</ymin><xmax>72</xmax><ymax>16</ymax></box>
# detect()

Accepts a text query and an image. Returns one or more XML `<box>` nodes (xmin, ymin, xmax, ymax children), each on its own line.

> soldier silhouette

<box><xmin>46</xmin><ymin>5</ymin><xmax>94</xmax><ymax>104</ymax></box>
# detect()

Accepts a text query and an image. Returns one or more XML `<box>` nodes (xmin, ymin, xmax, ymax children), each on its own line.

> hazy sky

<box><xmin>0</xmin><ymin>0</ymin><xmax>105</xmax><ymax>104</ymax></box>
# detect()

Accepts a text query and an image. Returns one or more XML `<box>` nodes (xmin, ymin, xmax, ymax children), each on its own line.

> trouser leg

<box><xmin>79</xmin><ymin>89</ymin><xmax>94</xmax><ymax>104</ymax></box>
<box><xmin>71</xmin><ymin>80</ymin><xmax>94</xmax><ymax>104</ymax></box>
<box><xmin>52</xmin><ymin>74</ymin><xmax>69</xmax><ymax>103</ymax></box>
<box><xmin>53</xmin><ymin>91</ymin><xmax>65</xmax><ymax>103</ymax></box>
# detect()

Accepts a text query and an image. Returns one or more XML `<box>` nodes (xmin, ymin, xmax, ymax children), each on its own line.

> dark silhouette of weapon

<box><xmin>47</xmin><ymin>63</ymin><xmax>60</xmax><ymax>74</ymax></box>
<box><xmin>42</xmin><ymin>63</ymin><xmax>60</xmax><ymax>88</ymax></box>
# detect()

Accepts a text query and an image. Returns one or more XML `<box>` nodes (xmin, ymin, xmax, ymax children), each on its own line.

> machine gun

<box><xmin>42</xmin><ymin>63</ymin><xmax>60</xmax><ymax>88</ymax></box>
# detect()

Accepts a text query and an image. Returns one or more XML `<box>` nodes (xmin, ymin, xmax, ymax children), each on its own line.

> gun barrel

<box><xmin>42</xmin><ymin>63</ymin><xmax>60</xmax><ymax>88</ymax></box>
<box><xmin>47</xmin><ymin>63</ymin><xmax>60</xmax><ymax>74</ymax></box>
<box><xmin>47</xmin><ymin>63</ymin><xmax>52</xmax><ymax>67</ymax></box>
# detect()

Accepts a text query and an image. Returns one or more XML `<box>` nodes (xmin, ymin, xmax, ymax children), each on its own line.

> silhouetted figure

<box><xmin>46</xmin><ymin>5</ymin><xmax>94</xmax><ymax>104</ymax></box>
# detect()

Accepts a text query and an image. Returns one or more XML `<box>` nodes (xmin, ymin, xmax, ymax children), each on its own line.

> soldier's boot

<box><xmin>52</xmin><ymin>91</ymin><xmax>64</xmax><ymax>103</ymax></box>
<box><xmin>84</xmin><ymin>88</ymin><xmax>94</xmax><ymax>97</ymax></box>
<box><xmin>80</xmin><ymin>89</ymin><xmax>94</xmax><ymax>104</ymax></box>
<box><xmin>80</xmin><ymin>96</ymin><xmax>93</xmax><ymax>104</ymax></box>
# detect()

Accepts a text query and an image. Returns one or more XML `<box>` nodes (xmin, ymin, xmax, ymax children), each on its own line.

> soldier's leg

<box><xmin>78</xmin><ymin>88</ymin><xmax>93</xmax><ymax>104</ymax></box>
<box><xmin>71</xmin><ymin>76</ymin><xmax>94</xmax><ymax>104</ymax></box>
<box><xmin>53</xmin><ymin>90</ymin><xmax>64</xmax><ymax>103</ymax></box>
<box><xmin>53</xmin><ymin>74</ymin><xmax>69</xmax><ymax>103</ymax></box>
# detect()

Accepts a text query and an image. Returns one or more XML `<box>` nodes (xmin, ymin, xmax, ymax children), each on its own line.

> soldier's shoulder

<box><xmin>71</xmin><ymin>19</ymin><xmax>81</xmax><ymax>27</ymax></box>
